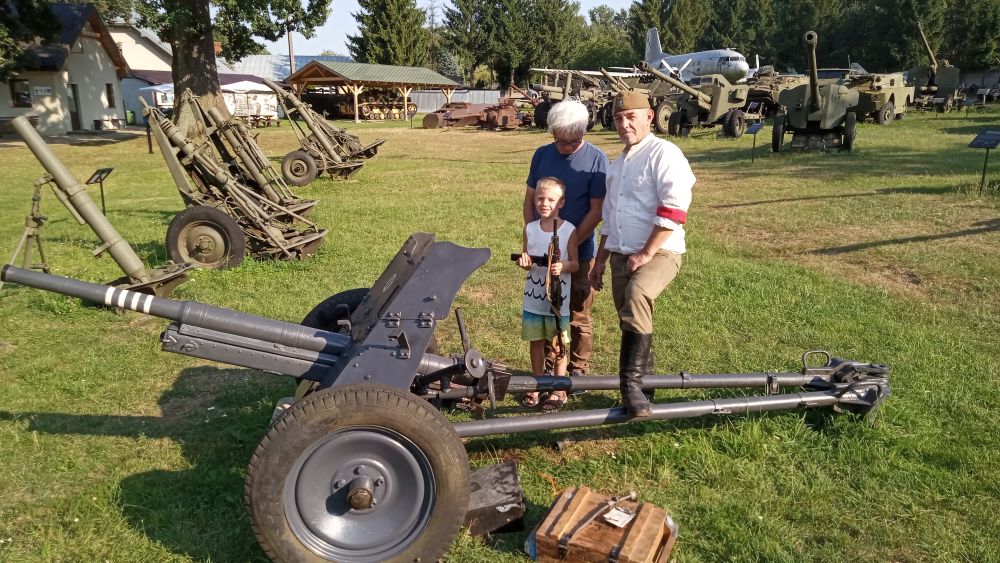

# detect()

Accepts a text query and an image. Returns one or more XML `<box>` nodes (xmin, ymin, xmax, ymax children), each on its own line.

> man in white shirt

<box><xmin>589</xmin><ymin>90</ymin><xmax>696</xmax><ymax>417</ymax></box>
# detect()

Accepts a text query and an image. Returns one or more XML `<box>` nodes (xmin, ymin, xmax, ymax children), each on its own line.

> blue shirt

<box><xmin>526</xmin><ymin>141</ymin><xmax>608</xmax><ymax>260</ymax></box>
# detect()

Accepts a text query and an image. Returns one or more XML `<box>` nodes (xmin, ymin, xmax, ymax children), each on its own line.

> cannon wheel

<box><xmin>282</xmin><ymin>150</ymin><xmax>318</xmax><ymax>186</ymax></box>
<box><xmin>724</xmin><ymin>109</ymin><xmax>746</xmax><ymax>138</ymax></box>
<box><xmin>771</xmin><ymin>117</ymin><xmax>785</xmax><ymax>153</ymax></box>
<box><xmin>654</xmin><ymin>100</ymin><xmax>674</xmax><ymax>134</ymax></box>
<box><xmin>246</xmin><ymin>384</ymin><xmax>470</xmax><ymax>563</ymax></box>
<box><xmin>667</xmin><ymin>111</ymin><xmax>681</xmax><ymax>137</ymax></box>
<box><xmin>166</xmin><ymin>205</ymin><xmax>246</xmax><ymax>269</ymax></box>
<box><xmin>875</xmin><ymin>102</ymin><xmax>894</xmax><ymax>125</ymax></box>
<box><xmin>843</xmin><ymin>111</ymin><xmax>857</xmax><ymax>152</ymax></box>
<box><xmin>534</xmin><ymin>100</ymin><xmax>551</xmax><ymax>129</ymax></box>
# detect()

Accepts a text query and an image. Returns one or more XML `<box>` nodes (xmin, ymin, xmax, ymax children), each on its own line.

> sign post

<box><xmin>85</xmin><ymin>168</ymin><xmax>114</xmax><ymax>215</ymax></box>
<box><xmin>968</xmin><ymin>131</ymin><xmax>1000</xmax><ymax>195</ymax></box>
<box><xmin>746</xmin><ymin>122</ymin><xmax>765</xmax><ymax>164</ymax></box>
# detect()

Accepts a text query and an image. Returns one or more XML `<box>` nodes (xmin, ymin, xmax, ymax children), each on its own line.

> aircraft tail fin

<box><xmin>645</xmin><ymin>28</ymin><xmax>667</xmax><ymax>63</ymax></box>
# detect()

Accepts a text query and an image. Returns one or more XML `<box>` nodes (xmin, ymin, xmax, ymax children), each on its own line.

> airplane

<box><xmin>644</xmin><ymin>28</ymin><xmax>750</xmax><ymax>83</ymax></box>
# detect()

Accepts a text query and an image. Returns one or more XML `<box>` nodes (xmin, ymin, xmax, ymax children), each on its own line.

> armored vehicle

<box><xmin>640</xmin><ymin>61</ymin><xmax>757</xmax><ymax>138</ymax></box>
<box><xmin>773</xmin><ymin>31</ymin><xmax>860</xmax><ymax>152</ymax></box>
<box><xmin>909</xmin><ymin>22</ymin><xmax>963</xmax><ymax>112</ymax></box>
<box><xmin>817</xmin><ymin>66</ymin><xmax>913</xmax><ymax>124</ymax></box>
<box><xmin>744</xmin><ymin>66</ymin><xmax>809</xmax><ymax>120</ymax></box>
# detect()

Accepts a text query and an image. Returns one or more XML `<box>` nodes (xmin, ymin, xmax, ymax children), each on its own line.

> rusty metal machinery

<box><xmin>142</xmin><ymin>99</ymin><xmax>327</xmax><ymax>270</ymax></box>
<box><xmin>263</xmin><ymin>79</ymin><xmax>385</xmax><ymax>185</ymax></box>
<box><xmin>1</xmin><ymin>232</ymin><xmax>891</xmax><ymax>562</ymax></box>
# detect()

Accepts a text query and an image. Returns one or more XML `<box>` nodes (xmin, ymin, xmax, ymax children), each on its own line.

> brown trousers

<box><xmin>546</xmin><ymin>258</ymin><xmax>595</xmax><ymax>373</ymax></box>
<box><xmin>610</xmin><ymin>251</ymin><xmax>682</xmax><ymax>333</ymax></box>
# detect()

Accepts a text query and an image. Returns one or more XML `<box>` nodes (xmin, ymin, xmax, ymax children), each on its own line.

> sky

<box><xmin>262</xmin><ymin>0</ymin><xmax>634</xmax><ymax>57</ymax></box>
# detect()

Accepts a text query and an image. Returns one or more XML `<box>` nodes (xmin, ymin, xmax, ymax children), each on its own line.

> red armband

<box><xmin>656</xmin><ymin>206</ymin><xmax>687</xmax><ymax>224</ymax></box>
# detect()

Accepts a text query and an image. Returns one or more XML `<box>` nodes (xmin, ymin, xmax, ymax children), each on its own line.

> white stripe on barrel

<box><xmin>104</xmin><ymin>287</ymin><xmax>115</xmax><ymax>306</ymax></box>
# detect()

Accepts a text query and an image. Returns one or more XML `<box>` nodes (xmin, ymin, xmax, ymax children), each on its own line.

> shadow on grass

<box><xmin>0</xmin><ymin>366</ymin><xmax>284</xmax><ymax>561</ymax></box>
<box><xmin>708</xmin><ymin>185</ymin><xmax>962</xmax><ymax>209</ymax></box>
<box><xmin>811</xmin><ymin>218</ymin><xmax>1000</xmax><ymax>255</ymax></box>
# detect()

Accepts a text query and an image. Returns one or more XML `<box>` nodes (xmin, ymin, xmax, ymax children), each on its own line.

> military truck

<box><xmin>815</xmin><ymin>66</ymin><xmax>914</xmax><ymax>124</ymax></box>
<box><xmin>639</xmin><ymin>62</ymin><xmax>759</xmax><ymax>138</ymax></box>
<box><xmin>773</xmin><ymin>31</ymin><xmax>860</xmax><ymax>152</ymax></box>
<box><xmin>908</xmin><ymin>21</ymin><xmax>963</xmax><ymax>112</ymax></box>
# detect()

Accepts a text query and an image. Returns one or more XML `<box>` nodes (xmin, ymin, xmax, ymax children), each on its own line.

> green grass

<box><xmin>1</xmin><ymin>108</ymin><xmax>999</xmax><ymax>561</ymax></box>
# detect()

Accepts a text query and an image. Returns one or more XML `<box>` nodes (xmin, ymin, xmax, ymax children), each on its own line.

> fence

<box><xmin>409</xmin><ymin>90</ymin><xmax>501</xmax><ymax>113</ymax></box>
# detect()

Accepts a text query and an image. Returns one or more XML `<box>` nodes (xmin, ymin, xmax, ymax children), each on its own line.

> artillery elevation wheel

<box><xmin>771</xmin><ymin>118</ymin><xmax>785</xmax><ymax>152</ymax></box>
<box><xmin>282</xmin><ymin>150</ymin><xmax>318</xmax><ymax>186</ymax></box>
<box><xmin>654</xmin><ymin>101</ymin><xmax>674</xmax><ymax>135</ymax></box>
<box><xmin>875</xmin><ymin>102</ymin><xmax>894</xmax><ymax>125</ymax></box>
<box><xmin>245</xmin><ymin>384</ymin><xmax>470</xmax><ymax>563</ymax></box>
<box><xmin>843</xmin><ymin>111</ymin><xmax>857</xmax><ymax>152</ymax></box>
<box><xmin>166</xmin><ymin>205</ymin><xmax>246</xmax><ymax>269</ymax></box>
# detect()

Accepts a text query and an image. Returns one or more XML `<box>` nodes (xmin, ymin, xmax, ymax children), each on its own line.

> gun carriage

<box><xmin>1</xmin><ymin>231</ymin><xmax>891</xmax><ymax>562</ymax></box>
<box><xmin>909</xmin><ymin>21</ymin><xmax>964</xmax><ymax>113</ymax></box>
<box><xmin>263</xmin><ymin>79</ymin><xmax>385</xmax><ymax>185</ymax></box>
<box><xmin>529</xmin><ymin>69</ymin><xmax>611</xmax><ymax>130</ymax></box>
<box><xmin>773</xmin><ymin>31</ymin><xmax>860</xmax><ymax>152</ymax></box>
<box><xmin>143</xmin><ymin>98</ymin><xmax>327</xmax><ymax>269</ymax></box>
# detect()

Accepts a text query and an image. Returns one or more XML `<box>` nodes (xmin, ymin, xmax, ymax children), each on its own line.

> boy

<box><xmin>517</xmin><ymin>177</ymin><xmax>579</xmax><ymax>411</ymax></box>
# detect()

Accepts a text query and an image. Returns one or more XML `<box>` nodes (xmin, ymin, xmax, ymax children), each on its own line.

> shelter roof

<box><xmin>286</xmin><ymin>60</ymin><xmax>460</xmax><ymax>88</ymax></box>
<box><xmin>229</xmin><ymin>54</ymin><xmax>352</xmax><ymax>82</ymax></box>
<box><xmin>24</xmin><ymin>3</ymin><xmax>129</xmax><ymax>78</ymax></box>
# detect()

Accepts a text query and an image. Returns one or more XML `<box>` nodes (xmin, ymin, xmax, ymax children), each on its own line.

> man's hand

<box><xmin>550</xmin><ymin>261</ymin><xmax>564</xmax><ymax>276</ymax></box>
<box><xmin>516</xmin><ymin>252</ymin><xmax>532</xmax><ymax>270</ymax></box>
<box><xmin>627</xmin><ymin>251</ymin><xmax>654</xmax><ymax>272</ymax></box>
<box><xmin>589</xmin><ymin>261</ymin><xmax>606</xmax><ymax>291</ymax></box>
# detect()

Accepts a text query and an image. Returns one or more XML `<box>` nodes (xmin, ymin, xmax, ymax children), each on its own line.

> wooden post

<box><xmin>397</xmin><ymin>85</ymin><xmax>413</xmax><ymax>123</ymax></box>
<box><xmin>350</xmin><ymin>84</ymin><xmax>365</xmax><ymax>123</ymax></box>
<box><xmin>442</xmin><ymin>87</ymin><xmax>455</xmax><ymax>105</ymax></box>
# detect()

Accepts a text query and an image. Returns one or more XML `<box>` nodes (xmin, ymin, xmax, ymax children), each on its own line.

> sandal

<box><xmin>541</xmin><ymin>391</ymin><xmax>567</xmax><ymax>412</ymax></box>
<box><xmin>520</xmin><ymin>392</ymin><xmax>541</xmax><ymax>408</ymax></box>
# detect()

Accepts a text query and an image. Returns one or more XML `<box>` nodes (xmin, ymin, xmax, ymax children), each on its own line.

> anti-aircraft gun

<box><xmin>529</xmin><ymin>69</ymin><xmax>611</xmax><ymax>130</ymax></box>
<box><xmin>909</xmin><ymin>21</ymin><xmax>963</xmax><ymax>112</ymax></box>
<box><xmin>263</xmin><ymin>79</ymin><xmax>385</xmax><ymax>185</ymax></box>
<box><xmin>773</xmin><ymin>31</ymin><xmax>860</xmax><ymax>152</ymax></box>
<box><xmin>639</xmin><ymin>61</ymin><xmax>757</xmax><ymax>138</ymax></box>
<box><xmin>1</xmin><ymin>232</ymin><xmax>892</xmax><ymax>563</ymax></box>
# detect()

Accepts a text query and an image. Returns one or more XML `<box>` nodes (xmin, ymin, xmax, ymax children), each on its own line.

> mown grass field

<box><xmin>0</xmin><ymin>107</ymin><xmax>998</xmax><ymax>562</ymax></box>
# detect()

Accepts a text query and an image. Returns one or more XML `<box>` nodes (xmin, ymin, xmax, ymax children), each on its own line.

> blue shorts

<box><xmin>522</xmin><ymin>311</ymin><xmax>571</xmax><ymax>344</ymax></box>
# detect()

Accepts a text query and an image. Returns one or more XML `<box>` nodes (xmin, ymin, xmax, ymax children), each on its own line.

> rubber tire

<box><xmin>586</xmin><ymin>102</ymin><xmax>599</xmax><ymax>131</ymax></box>
<box><xmin>654</xmin><ymin>100</ymin><xmax>674</xmax><ymax>134</ymax></box>
<box><xmin>245</xmin><ymin>384</ymin><xmax>470</xmax><ymax>563</ymax></box>
<box><xmin>771</xmin><ymin>118</ymin><xmax>785</xmax><ymax>153</ymax></box>
<box><xmin>667</xmin><ymin>111</ymin><xmax>682</xmax><ymax>137</ymax></box>
<box><xmin>166</xmin><ymin>205</ymin><xmax>246</xmax><ymax>269</ymax></box>
<box><xmin>282</xmin><ymin>150</ymin><xmax>318</xmax><ymax>186</ymax></box>
<box><xmin>534</xmin><ymin>100</ymin><xmax>551</xmax><ymax>129</ymax></box>
<box><xmin>843</xmin><ymin>111</ymin><xmax>857</xmax><ymax>152</ymax></box>
<box><xmin>875</xmin><ymin>101</ymin><xmax>894</xmax><ymax>125</ymax></box>
<box><xmin>724</xmin><ymin>109</ymin><xmax>746</xmax><ymax>138</ymax></box>
<box><xmin>601</xmin><ymin>101</ymin><xmax>614</xmax><ymax>129</ymax></box>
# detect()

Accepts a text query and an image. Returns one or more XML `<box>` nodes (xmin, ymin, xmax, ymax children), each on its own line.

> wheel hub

<box><xmin>183</xmin><ymin>224</ymin><xmax>226</xmax><ymax>263</ymax></box>
<box><xmin>283</xmin><ymin>426</ymin><xmax>435</xmax><ymax>560</ymax></box>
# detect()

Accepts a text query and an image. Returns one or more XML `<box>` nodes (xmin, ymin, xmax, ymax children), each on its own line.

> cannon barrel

<box><xmin>11</xmin><ymin>116</ymin><xmax>150</xmax><ymax>283</ymax></box>
<box><xmin>262</xmin><ymin>78</ymin><xmax>344</xmax><ymax>163</ymax></box>
<box><xmin>0</xmin><ymin>265</ymin><xmax>352</xmax><ymax>355</ymax></box>
<box><xmin>638</xmin><ymin>61</ymin><xmax>712</xmax><ymax>110</ymax></box>
<box><xmin>599</xmin><ymin>68</ymin><xmax>631</xmax><ymax>94</ymax></box>
<box><xmin>804</xmin><ymin>30</ymin><xmax>821</xmax><ymax>113</ymax></box>
<box><xmin>916</xmin><ymin>21</ymin><xmax>938</xmax><ymax>74</ymax></box>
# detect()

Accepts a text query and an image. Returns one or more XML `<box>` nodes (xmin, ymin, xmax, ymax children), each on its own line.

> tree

<box><xmin>0</xmin><ymin>0</ymin><xmax>59</xmax><ymax>80</ymax></box>
<box><xmin>572</xmin><ymin>6</ymin><xmax>636</xmax><ymax>70</ymax></box>
<box><xmin>628</xmin><ymin>0</ymin><xmax>711</xmax><ymax>56</ymax></box>
<box><xmin>627</xmin><ymin>0</ymin><xmax>668</xmax><ymax>57</ymax></box>
<box><xmin>134</xmin><ymin>0</ymin><xmax>330</xmax><ymax>137</ymax></box>
<box><xmin>943</xmin><ymin>0</ymin><xmax>1000</xmax><ymax>71</ymax></box>
<box><xmin>442</xmin><ymin>0</ymin><xmax>487</xmax><ymax>84</ymax></box>
<box><xmin>347</xmin><ymin>0</ymin><xmax>430</xmax><ymax>65</ymax></box>
<box><xmin>703</xmin><ymin>0</ymin><xmax>774</xmax><ymax>60</ymax></box>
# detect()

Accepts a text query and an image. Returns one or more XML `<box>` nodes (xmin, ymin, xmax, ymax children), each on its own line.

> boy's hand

<box><xmin>516</xmin><ymin>252</ymin><xmax>532</xmax><ymax>270</ymax></box>
<box><xmin>550</xmin><ymin>261</ymin><xmax>564</xmax><ymax>276</ymax></box>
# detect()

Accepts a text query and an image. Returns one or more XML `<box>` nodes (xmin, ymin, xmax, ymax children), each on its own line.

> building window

<box><xmin>9</xmin><ymin>79</ymin><xmax>31</xmax><ymax>108</ymax></box>
<box><xmin>105</xmin><ymin>83</ymin><xmax>115</xmax><ymax>107</ymax></box>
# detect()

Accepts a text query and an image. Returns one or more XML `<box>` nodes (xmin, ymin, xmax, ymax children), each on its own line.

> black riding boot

<box><xmin>619</xmin><ymin>330</ymin><xmax>653</xmax><ymax>417</ymax></box>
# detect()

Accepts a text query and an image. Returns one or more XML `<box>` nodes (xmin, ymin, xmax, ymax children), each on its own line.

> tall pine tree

<box><xmin>348</xmin><ymin>0</ymin><xmax>430</xmax><ymax>65</ymax></box>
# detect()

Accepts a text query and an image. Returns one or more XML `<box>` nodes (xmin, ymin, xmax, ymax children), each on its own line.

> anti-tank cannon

<box><xmin>639</xmin><ymin>61</ymin><xmax>756</xmax><ymax>138</ymax></box>
<box><xmin>0</xmin><ymin>232</ymin><xmax>892</xmax><ymax>562</ymax></box>
<box><xmin>773</xmin><ymin>31</ymin><xmax>860</xmax><ymax>152</ymax></box>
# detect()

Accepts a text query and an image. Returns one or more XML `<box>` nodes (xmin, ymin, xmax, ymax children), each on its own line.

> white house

<box><xmin>1</xmin><ymin>3</ymin><xmax>129</xmax><ymax>135</ymax></box>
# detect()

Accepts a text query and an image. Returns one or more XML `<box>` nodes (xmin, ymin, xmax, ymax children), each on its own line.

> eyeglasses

<box><xmin>553</xmin><ymin>136</ymin><xmax>584</xmax><ymax>148</ymax></box>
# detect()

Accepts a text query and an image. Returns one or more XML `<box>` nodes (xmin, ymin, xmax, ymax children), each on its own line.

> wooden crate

<box><xmin>535</xmin><ymin>486</ymin><xmax>677</xmax><ymax>563</ymax></box>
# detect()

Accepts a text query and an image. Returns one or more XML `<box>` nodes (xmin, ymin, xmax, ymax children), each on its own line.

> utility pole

<box><xmin>287</xmin><ymin>15</ymin><xmax>296</xmax><ymax>74</ymax></box>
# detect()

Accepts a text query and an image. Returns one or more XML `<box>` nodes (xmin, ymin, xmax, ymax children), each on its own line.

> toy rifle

<box><xmin>546</xmin><ymin>222</ymin><xmax>566</xmax><ymax>361</ymax></box>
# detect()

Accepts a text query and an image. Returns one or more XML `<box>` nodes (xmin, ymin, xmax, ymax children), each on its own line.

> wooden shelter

<box><xmin>284</xmin><ymin>61</ymin><xmax>460</xmax><ymax>122</ymax></box>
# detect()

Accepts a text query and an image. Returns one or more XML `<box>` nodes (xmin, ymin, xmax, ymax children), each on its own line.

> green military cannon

<box><xmin>773</xmin><ymin>31</ymin><xmax>860</xmax><ymax>152</ymax></box>
<box><xmin>639</xmin><ymin>61</ymin><xmax>755</xmax><ymax>138</ymax></box>
<box><xmin>909</xmin><ymin>21</ymin><xmax>963</xmax><ymax>113</ymax></box>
